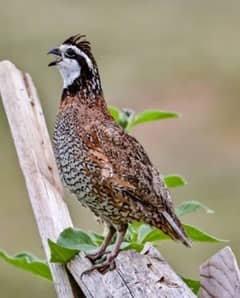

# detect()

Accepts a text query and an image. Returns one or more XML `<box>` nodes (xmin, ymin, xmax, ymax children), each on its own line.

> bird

<box><xmin>48</xmin><ymin>34</ymin><xmax>191</xmax><ymax>273</ymax></box>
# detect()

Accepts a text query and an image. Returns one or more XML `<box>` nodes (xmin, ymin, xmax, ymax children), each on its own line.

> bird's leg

<box><xmin>82</xmin><ymin>224</ymin><xmax>128</xmax><ymax>275</ymax></box>
<box><xmin>85</xmin><ymin>225</ymin><xmax>116</xmax><ymax>262</ymax></box>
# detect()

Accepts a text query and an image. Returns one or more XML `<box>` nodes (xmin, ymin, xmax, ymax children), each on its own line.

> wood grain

<box><xmin>68</xmin><ymin>243</ymin><xmax>196</xmax><ymax>298</ymax></box>
<box><xmin>200</xmin><ymin>246</ymin><xmax>240</xmax><ymax>298</ymax></box>
<box><xmin>0</xmin><ymin>60</ymin><xmax>81</xmax><ymax>298</ymax></box>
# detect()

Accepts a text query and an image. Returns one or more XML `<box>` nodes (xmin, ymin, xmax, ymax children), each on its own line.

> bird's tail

<box><xmin>157</xmin><ymin>210</ymin><xmax>192</xmax><ymax>247</ymax></box>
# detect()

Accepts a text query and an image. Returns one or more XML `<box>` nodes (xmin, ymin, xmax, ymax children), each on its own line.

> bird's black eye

<box><xmin>65</xmin><ymin>48</ymin><xmax>76</xmax><ymax>58</ymax></box>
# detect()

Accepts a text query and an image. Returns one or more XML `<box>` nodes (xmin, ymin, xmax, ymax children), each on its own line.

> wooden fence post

<box><xmin>0</xmin><ymin>60</ymin><xmax>82</xmax><ymax>298</ymax></box>
<box><xmin>67</xmin><ymin>243</ymin><xmax>196</xmax><ymax>297</ymax></box>
<box><xmin>200</xmin><ymin>246</ymin><xmax>240</xmax><ymax>297</ymax></box>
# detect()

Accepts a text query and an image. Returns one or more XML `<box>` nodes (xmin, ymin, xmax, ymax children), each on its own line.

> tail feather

<box><xmin>161</xmin><ymin>211</ymin><xmax>192</xmax><ymax>247</ymax></box>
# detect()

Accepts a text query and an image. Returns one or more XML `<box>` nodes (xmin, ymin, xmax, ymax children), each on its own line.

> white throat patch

<box><xmin>57</xmin><ymin>58</ymin><xmax>81</xmax><ymax>88</ymax></box>
<box><xmin>57</xmin><ymin>44</ymin><xmax>93</xmax><ymax>88</ymax></box>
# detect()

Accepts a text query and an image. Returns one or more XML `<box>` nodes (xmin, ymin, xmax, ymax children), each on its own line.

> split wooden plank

<box><xmin>200</xmin><ymin>246</ymin><xmax>240</xmax><ymax>298</ymax></box>
<box><xmin>0</xmin><ymin>60</ymin><xmax>82</xmax><ymax>298</ymax></box>
<box><xmin>68</xmin><ymin>243</ymin><xmax>196</xmax><ymax>298</ymax></box>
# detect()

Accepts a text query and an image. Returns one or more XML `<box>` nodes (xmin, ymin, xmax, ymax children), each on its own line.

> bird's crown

<box><xmin>63</xmin><ymin>34</ymin><xmax>92</xmax><ymax>57</ymax></box>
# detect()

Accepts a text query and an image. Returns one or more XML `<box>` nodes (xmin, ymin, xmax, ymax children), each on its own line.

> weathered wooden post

<box><xmin>0</xmin><ymin>60</ymin><xmax>80</xmax><ymax>298</ymax></box>
<box><xmin>200</xmin><ymin>246</ymin><xmax>240</xmax><ymax>297</ymax></box>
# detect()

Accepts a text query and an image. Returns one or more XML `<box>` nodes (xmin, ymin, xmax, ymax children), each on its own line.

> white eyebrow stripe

<box><xmin>60</xmin><ymin>44</ymin><xmax>93</xmax><ymax>69</ymax></box>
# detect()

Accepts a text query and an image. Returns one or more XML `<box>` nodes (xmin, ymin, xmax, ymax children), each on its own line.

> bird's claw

<box><xmin>81</xmin><ymin>256</ymin><xmax>116</xmax><ymax>277</ymax></box>
<box><xmin>85</xmin><ymin>251</ymin><xmax>107</xmax><ymax>262</ymax></box>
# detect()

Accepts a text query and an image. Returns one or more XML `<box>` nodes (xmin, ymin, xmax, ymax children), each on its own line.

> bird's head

<box><xmin>48</xmin><ymin>34</ymin><xmax>101</xmax><ymax>94</ymax></box>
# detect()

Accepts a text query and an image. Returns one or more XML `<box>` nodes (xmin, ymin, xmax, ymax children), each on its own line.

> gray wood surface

<box><xmin>200</xmin><ymin>246</ymin><xmax>240</xmax><ymax>298</ymax></box>
<box><xmin>0</xmin><ymin>60</ymin><xmax>81</xmax><ymax>298</ymax></box>
<box><xmin>68</xmin><ymin>243</ymin><xmax>196</xmax><ymax>298</ymax></box>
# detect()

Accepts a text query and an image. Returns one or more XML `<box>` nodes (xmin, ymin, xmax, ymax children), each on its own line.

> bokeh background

<box><xmin>1</xmin><ymin>1</ymin><xmax>240</xmax><ymax>297</ymax></box>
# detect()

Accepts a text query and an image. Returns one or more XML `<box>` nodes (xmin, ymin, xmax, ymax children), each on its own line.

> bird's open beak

<box><xmin>47</xmin><ymin>47</ymin><xmax>62</xmax><ymax>66</ymax></box>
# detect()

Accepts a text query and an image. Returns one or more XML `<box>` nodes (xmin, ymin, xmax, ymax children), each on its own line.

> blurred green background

<box><xmin>1</xmin><ymin>0</ymin><xmax>240</xmax><ymax>296</ymax></box>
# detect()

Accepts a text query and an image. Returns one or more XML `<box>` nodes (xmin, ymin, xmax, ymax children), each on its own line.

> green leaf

<box><xmin>141</xmin><ymin>229</ymin><xmax>170</xmax><ymax>243</ymax></box>
<box><xmin>129</xmin><ymin>221</ymin><xmax>143</xmax><ymax>231</ymax></box>
<box><xmin>119</xmin><ymin>108</ymin><xmax>135</xmax><ymax>130</ymax></box>
<box><xmin>48</xmin><ymin>239</ymin><xmax>79</xmax><ymax>263</ymax></box>
<box><xmin>57</xmin><ymin>228</ymin><xmax>98</xmax><ymax>251</ymax></box>
<box><xmin>176</xmin><ymin>200</ymin><xmax>214</xmax><ymax>217</ymax></box>
<box><xmin>164</xmin><ymin>175</ymin><xmax>187</xmax><ymax>188</ymax></box>
<box><xmin>182</xmin><ymin>277</ymin><xmax>200</xmax><ymax>294</ymax></box>
<box><xmin>108</xmin><ymin>106</ymin><xmax>135</xmax><ymax>130</ymax></box>
<box><xmin>106</xmin><ymin>241</ymin><xmax>143</xmax><ymax>253</ymax></box>
<box><xmin>0</xmin><ymin>249</ymin><xmax>52</xmax><ymax>280</ymax></box>
<box><xmin>49</xmin><ymin>228</ymin><xmax>100</xmax><ymax>263</ymax></box>
<box><xmin>130</xmin><ymin>222</ymin><xmax>225</xmax><ymax>245</ymax></box>
<box><xmin>137</xmin><ymin>224</ymin><xmax>154</xmax><ymax>243</ymax></box>
<box><xmin>129</xmin><ymin>110</ymin><xmax>180</xmax><ymax>129</ymax></box>
<box><xmin>125</xmin><ymin>224</ymin><xmax>138</xmax><ymax>242</ymax></box>
<box><xmin>122</xmin><ymin>242</ymin><xmax>144</xmax><ymax>252</ymax></box>
<box><xmin>88</xmin><ymin>232</ymin><xmax>104</xmax><ymax>246</ymax></box>
<box><xmin>184</xmin><ymin>224</ymin><xmax>227</xmax><ymax>243</ymax></box>
<box><xmin>108</xmin><ymin>105</ymin><xmax>120</xmax><ymax>122</ymax></box>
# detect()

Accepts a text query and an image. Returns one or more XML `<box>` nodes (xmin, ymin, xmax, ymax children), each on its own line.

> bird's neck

<box><xmin>61</xmin><ymin>65</ymin><xmax>103</xmax><ymax>102</ymax></box>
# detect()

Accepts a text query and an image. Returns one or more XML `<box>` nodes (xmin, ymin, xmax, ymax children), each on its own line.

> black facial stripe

<box><xmin>65</xmin><ymin>48</ymin><xmax>76</xmax><ymax>58</ymax></box>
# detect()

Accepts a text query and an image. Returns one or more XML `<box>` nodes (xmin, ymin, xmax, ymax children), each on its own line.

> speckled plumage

<box><xmin>49</xmin><ymin>34</ymin><xmax>191</xmax><ymax>272</ymax></box>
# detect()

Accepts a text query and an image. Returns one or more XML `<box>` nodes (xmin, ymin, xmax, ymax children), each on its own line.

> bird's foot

<box><xmin>82</xmin><ymin>225</ymin><xmax>126</xmax><ymax>276</ymax></box>
<box><xmin>81</xmin><ymin>254</ymin><xmax>116</xmax><ymax>276</ymax></box>
<box><xmin>85</xmin><ymin>250</ymin><xmax>109</xmax><ymax>262</ymax></box>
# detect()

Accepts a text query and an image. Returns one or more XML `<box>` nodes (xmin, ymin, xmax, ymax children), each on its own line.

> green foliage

<box><xmin>0</xmin><ymin>249</ymin><xmax>52</xmax><ymax>280</ymax></box>
<box><xmin>184</xmin><ymin>224</ymin><xmax>227</xmax><ymax>243</ymax></box>
<box><xmin>48</xmin><ymin>228</ymin><xmax>100</xmax><ymax>263</ymax></box>
<box><xmin>57</xmin><ymin>228</ymin><xmax>98</xmax><ymax>251</ymax></box>
<box><xmin>48</xmin><ymin>211</ymin><xmax>226</xmax><ymax>265</ymax></box>
<box><xmin>181</xmin><ymin>277</ymin><xmax>200</xmax><ymax>294</ymax></box>
<box><xmin>128</xmin><ymin>220</ymin><xmax>225</xmax><ymax>245</ymax></box>
<box><xmin>107</xmin><ymin>105</ymin><xmax>120</xmax><ymax>122</ymax></box>
<box><xmin>128</xmin><ymin>109</ymin><xmax>180</xmax><ymax>129</ymax></box>
<box><xmin>108</xmin><ymin>106</ymin><xmax>179</xmax><ymax>131</ymax></box>
<box><xmin>48</xmin><ymin>240</ymin><xmax>79</xmax><ymax>263</ymax></box>
<box><xmin>164</xmin><ymin>175</ymin><xmax>187</xmax><ymax>188</ymax></box>
<box><xmin>176</xmin><ymin>200</ymin><xmax>214</xmax><ymax>217</ymax></box>
<box><xmin>136</xmin><ymin>225</ymin><xmax>168</xmax><ymax>243</ymax></box>
<box><xmin>0</xmin><ymin>104</ymin><xmax>226</xmax><ymax>295</ymax></box>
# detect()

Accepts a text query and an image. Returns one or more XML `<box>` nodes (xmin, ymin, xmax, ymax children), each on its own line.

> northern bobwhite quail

<box><xmin>48</xmin><ymin>34</ymin><xmax>191</xmax><ymax>273</ymax></box>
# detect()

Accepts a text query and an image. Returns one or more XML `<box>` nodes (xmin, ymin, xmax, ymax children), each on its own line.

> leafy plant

<box><xmin>48</xmin><ymin>218</ymin><xmax>225</xmax><ymax>262</ymax></box>
<box><xmin>164</xmin><ymin>175</ymin><xmax>187</xmax><ymax>188</ymax></box>
<box><xmin>181</xmin><ymin>277</ymin><xmax>201</xmax><ymax>294</ymax></box>
<box><xmin>0</xmin><ymin>250</ymin><xmax>51</xmax><ymax>280</ymax></box>
<box><xmin>176</xmin><ymin>200</ymin><xmax>214</xmax><ymax>216</ymax></box>
<box><xmin>0</xmin><ymin>105</ymin><xmax>226</xmax><ymax>295</ymax></box>
<box><xmin>108</xmin><ymin>106</ymin><xmax>179</xmax><ymax>131</ymax></box>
